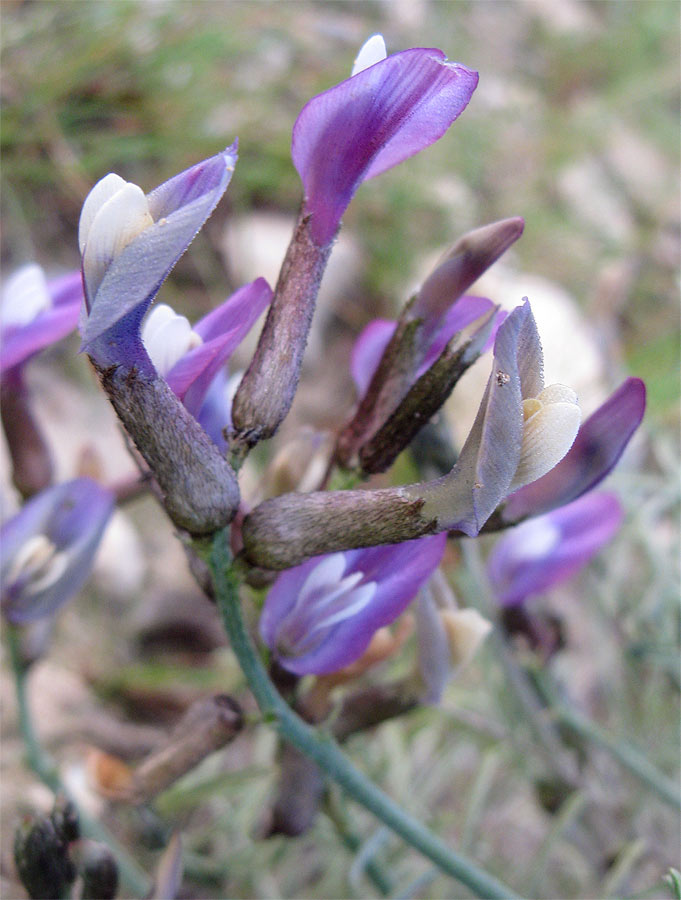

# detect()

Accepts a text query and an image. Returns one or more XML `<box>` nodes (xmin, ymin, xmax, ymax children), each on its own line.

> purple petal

<box><xmin>165</xmin><ymin>278</ymin><xmax>272</xmax><ymax>415</ymax></box>
<box><xmin>503</xmin><ymin>378</ymin><xmax>646</xmax><ymax>521</ymax></box>
<box><xmin>1</xmin><ymin>302</ymin><xmax>81</xmax><ymax>376</ymax></box>
<box><xmin>351</xmin><ymin>297</ymin><xmax>496</xmax><ymax>401</ymax></box>
<box><xmin>488</xmin><ymin>492</ymin><xmax>623</xmax><ymax>606</ymax></box>
<box><xmin>261</xmin><ymin>534</ymin><xmax>446</xmax><ymax>675</ymax></box>
<box><xmin>0</xmin><ymin>270</ymin><xmax>84</xmax><ymax>376</ymax></box>
<box><xmin>350</xmin><ymin>319</ymin><xmax>396</xmax><ymax>396</ymax></box>
<box><xmin>417</xmin><ymin>295</ymin><xmax>495</xmax><ymax>374</ymax></box>
<box><xmin>80</xmin><ymin>146</ymin><xmax>237</xmax><ymax>366</ymax></box>
<box><xmin>196</xmin><ymin>368</ymin><xmax>237</xmax><ymax>450</ymax></box>
<box><xmin>1</xmin><ymin>478</ymin><xmax>114</xmax><ymax>623</ymax></box>
<box><xmin>293</xmin><ymin>49</ymin><xmax>478</xmax><ymax>245</ymax></box>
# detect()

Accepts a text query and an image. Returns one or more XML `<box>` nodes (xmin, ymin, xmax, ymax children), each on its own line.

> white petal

<box><xmin>537</xmin><ymin>383</ymin><xmax>578</xmax><ymax>405</ymax></box>
<box><xmin>510</xmin><ymin>400</ymin><xmax>581</xmax><ymax>490</ymax></box>
<box><xmin>300</xmin><ymin>553</ymin><xmax>347</xmax><ymax>599</ymax></box>
<box><xmin>142</xmin><ymin>306</ymin><xmax>201</xmax><ymax>377</ymax></box>
<box><xmin>81</xmin><ymin>183</ymin><xmax>153</xmax><ymax>298</ymax></box>
<box><xmin>351</xmin><ymin>34</ymin><xmax>387</xmax><ymax>76</ymax></box>
<box><xmin>141</xmin><ymin>303</ymin><xmax>178</xmax><ymax>336</ymax></box>
<box><xmin>78</xmin><ymin>173</ymin><xmax>128</xmax><ymax>253</ymax></box>
<box><xmin>310</xmin><ymin>580</ymin><xmax>377</xmax><ymax>633</ymax></box>
<box><xmin>1</xmin><ymin>264</ymin><xmax>51</xmax><ymax>327</ymax></box>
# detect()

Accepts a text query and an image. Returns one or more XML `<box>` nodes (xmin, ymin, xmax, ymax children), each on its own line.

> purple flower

<box><xmin>292</xmin><ymin>35</ymin><xmax>478</xmax><ymax>246</ymax></box>
<box><xmin>1</xmin><ymin>478</ymin><xmax>115</xmax><ymax>624</ymax></box>
<box><xmin>411</xmin><ymin>300</ymin><xmax>582</xmax><ymax>534</ymax></box>
<box><xmin>78</xmin><ymin>146</ymin><xmax>237</xmax><ymax>371</ymax></box>
<box><xmin>140</xmin><ymin>277</ymin><xmax>272</xmax><ymax>417</ymax></box>
<box><xmin>351</xmin><ymin>295</ymin><xmax>497</xmax><ymax>399</ymax></box>
<box><xmin>260</xmin><ymin>534</ymin><xmax>446</xmax><ymax>675</ymax></box>
<box><xmin>502</xmin><ymin>377</ymin><xmax>646</xmax><ymax>522</ymax></box>
<box><xmin>0</xmin><ymin>265</ymin><xmax>83</xmax><ymax>377</ymax></box>
<box><xmin>487</xmin><ymin>492</ymin><xmax>623</xmax><ymax>606</ymax></box>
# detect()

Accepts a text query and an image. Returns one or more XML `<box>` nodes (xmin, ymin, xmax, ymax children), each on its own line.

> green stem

<box><xmin>210</xmin><ymin>535</ymin><xmax>519</xmax><ymax>900</ymax></box>
<box><xmin>324</xmin><ymin>793</ymin><xmax>393</xmax><ymax>896</ymax></box>
<box><xmin>7</xmin><ymin>627</ymin><xmax>151</xmax><ymax>899</ymax></box>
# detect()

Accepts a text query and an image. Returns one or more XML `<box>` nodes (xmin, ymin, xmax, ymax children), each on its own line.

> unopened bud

<box><xmin>440</xmin><ymin>608</ymin><xmax>492</xmax><ymax>669</ymax></box>
<box><xmin>415</xmin><ymin>217</ymin><xmax>524</xmax><ymax>332</ymax></box>
<box><xmin>80</xmin><ymin>175</ymin><xmax>154</xmax><ymax>298</ymax></box>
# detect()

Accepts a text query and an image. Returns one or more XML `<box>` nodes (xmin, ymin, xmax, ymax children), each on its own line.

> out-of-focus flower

<box><xmin>488</xmin><ymin>492</ymin><xmax>623</xmax><ymax>606</ymax></box>
<box><xmin>410</xmin><ymin>300</ymin><xmax>581</xmax><ymax>535</ymax></box>
<box><xmin>416</xmin><ymin>571</ymin><xmax>492</xmax><ymax>703</ymax></box>
<box><xmin>292</xmin><ymin>34</ymin><xmax>478</xmax><ymax>246</ymax></box>
<box><xmin>1</xmin><ymin>479</ymin><xmax>114</xmax><ymax>624</ymax></box>
<box><xmin>78</xmin><ymin>147</ymin><xmax>237</xmax><ymax>372</ymax></box>
<box><xmin>140</xmin><ymin>277</ymin><xmax>271</xmax><ymax>417</ymax></box>
<box><xmin>0</xmin><ymin>265</ymin><xmax>83</xmax><ymax>377</ymax></box>
<box><xmin>260</xmin><ymin>534</ymin><xmax>446</xmax><ymax>675</ymax></box>
<box><xmin>502</xmin><ymin>377</ymin><xmax>646</xmax><ymax>521</ymax></box>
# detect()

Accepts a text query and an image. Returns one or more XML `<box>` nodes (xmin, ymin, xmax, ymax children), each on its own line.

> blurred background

<box><xmin>1</xmin><ymin>2</ymin><xmax>679</xmax><ymax>898</ymax></box>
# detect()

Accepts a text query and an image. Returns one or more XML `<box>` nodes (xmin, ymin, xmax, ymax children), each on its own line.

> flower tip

<box><xmin>78</xmin><ymin>173</ymin><xmax>129</xmax><ymax>254</ymax></box>
<box><xmin>222</xmin><ymin>140</ymin><xmax>239</xmax><ymax>172</ymax></box>
<box><xmin>351</xmin><ymin>34</ymin><xmax>387</xmax><ymax>76</ymax></box>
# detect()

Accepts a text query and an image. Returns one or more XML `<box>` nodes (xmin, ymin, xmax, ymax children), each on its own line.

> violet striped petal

<box><xmin>503</xmin><ymin>378</ymin><xmax>645</xmax><ymax>521</ymax></box>
<box><xmin>293</xmin><ymin>48</ymin><xmax>477</xmax><ymax>245</ymax></box>
<box><xmin>80</xmin><ymin>146</ymin><xmax>237</xmax><ymax>369</ymax></box>
<box><xmin>1</xmin><ymin>478</ymin><xmax>114</xmax><ymax>623</ymax></box>
<box><xmin>488</xmin><ymin>492</ymin><xmax>623</xmax><ymax>606</ymax></box>
<box><xmin>260</xmin><ymin>534</ymin><xmax>446</xmax><ymax>675</ymax></box>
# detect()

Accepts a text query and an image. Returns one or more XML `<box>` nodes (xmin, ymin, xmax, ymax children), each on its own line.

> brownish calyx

<box><xmin>241</xmin><ymin>485</ymin><xmax>438</xmax><ymax>570</ymax></box>
<box><xmin>93</xmin><ymin>361</ymin><xmax>240</xmax><ymax>535</ymax></box>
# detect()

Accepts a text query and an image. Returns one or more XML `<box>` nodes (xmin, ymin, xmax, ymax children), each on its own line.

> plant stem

<box><xmin>324</xmin><ymin>793</ymin><xmax>393</xmax><ymax>896</ymax></box>
<box><xmin>536</xmin><ymin>674</ymin><xmax>681</xmax><ymax>812</ymax></box>
<box><xmin>209</xmin><ymin>534</ymin><xmax>519</xmax><ymax>900</ymax></box>
<box><xmin>7</xmin><ymin>626</ymin><xmax>151</xmax><ymax>899</ymax></box>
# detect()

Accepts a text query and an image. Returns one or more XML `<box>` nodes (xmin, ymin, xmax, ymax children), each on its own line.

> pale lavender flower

<box><xmin>292</xmin><ymin>36</ymin><xmax>478</xmax><ymax>246</ymax></box>
<box><xmin>79</xmin><ymin>146</ymin><xmax>237</xmax><ymax>371</ymax></box>
<box><xmin>502</xmin><ymin>378</ymin><xmax>646</xmax><ymax>521</ymax></box>
<box><xmin>260</xmin><ymin>534</ymin><xmax>446</xmax><ymax>675</ymax></box>
<box><xmin>0</xmin><ymin>265</ymin><xmax>83</xmax><ymax>377</ymax></box>
<box><xmin>1</xmin><ymin>479</ymin><xmax>114</xmax><ymax>624</ymax></box>
<box><xmin>488</xmin><ymin>492</ymin><xmax>623</xmax><ymax>606</ymax></box>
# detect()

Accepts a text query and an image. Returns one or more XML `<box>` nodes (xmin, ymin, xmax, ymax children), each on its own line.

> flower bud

<box><xmin>80</xmin><ymin>175</ymin><xmax>154</xmax><ymax>299</ymax></box>
<box><xmin>440</xmin><ymin>608</ymin><xmax>493</xmax><ymax>669</ymax></box>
